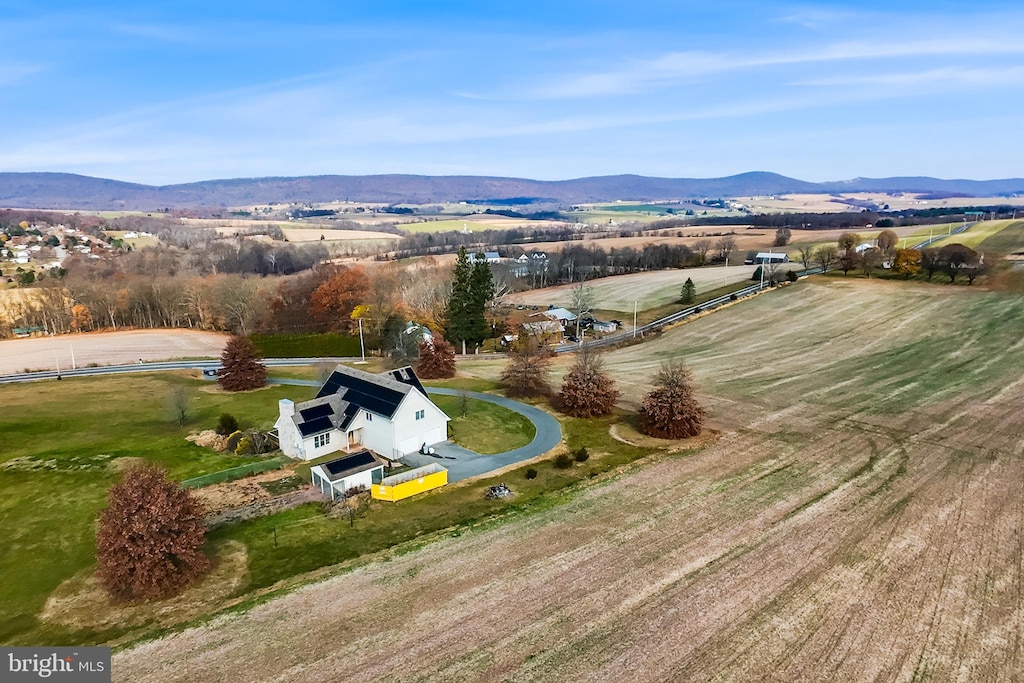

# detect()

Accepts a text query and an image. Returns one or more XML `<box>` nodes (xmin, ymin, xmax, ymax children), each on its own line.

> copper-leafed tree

<box><xmin>638</xmin><ymin>360</ymin><xmax>706</xmax><ymax>439</ymax></box>
<box><xmin>218</xmin><ymin>335</ymin><xmax>267</xmax><ymax>391</ymax></box>
<box><xmin>308</xmin><ymin>266</ymin><xmax>370</xmax><ymax>330</ymax></box>
<box><xmin>96</xmin><ymin>464</ymin><xmax>210</xmax><ymax>601</ymax></box>
<box><xmin>500</xmin><ymin>337</ymin><xmax>552</xmax><ymax>398</ymax></box>
<box><xmin>416</xmin><ymin>338</ymin><xmax>456</xmax><ymax>379</ymax></box>
<box><xmin>557</xmin><ymin>349</ymin><xmax>619</xmax><ymax>417</ymax></box>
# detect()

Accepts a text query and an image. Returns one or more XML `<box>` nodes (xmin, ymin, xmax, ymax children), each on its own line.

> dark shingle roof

<box><xmin>291</xmin><ymin>365</ymin><xmax>429</xmax><ymax>438</ymax></box>
<box><xmin>317</xmin><ymin>450</ymin><xmax>381</xmax><ymax>481</ymax></box>
<box><xmin>315</xmin><ymin>365</ymin><xmax>426</xmax><ymax>419</ymax></box>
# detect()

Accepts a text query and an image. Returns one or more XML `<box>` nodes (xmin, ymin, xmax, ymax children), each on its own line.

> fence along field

<box><xmin>115</xmin><ymin>278</ymin><xmax>1024</xmax><ymax>682</ymax></box>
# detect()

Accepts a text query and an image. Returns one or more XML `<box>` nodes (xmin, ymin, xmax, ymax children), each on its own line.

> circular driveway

<box><xmin>418</xmin><ymin>387</ymin><xmax>563</xmax><ymax>482</ymax></box>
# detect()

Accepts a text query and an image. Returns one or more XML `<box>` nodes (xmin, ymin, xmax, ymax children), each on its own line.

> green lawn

<box><xmin>431</xmin><ymin>394</ymin><xmax>535</xmax><ymax>454</ymax></box>
<box><xmin>0</xmin><ymin>373</ymin><xmax>316</xmax><ymax>645</ymax></box>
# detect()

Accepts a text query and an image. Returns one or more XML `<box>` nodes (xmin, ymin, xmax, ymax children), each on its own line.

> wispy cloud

<box><xmin>525</xmin><ymin>38</ymin><xmax>1024</xmax><ymax>99</ymax></box>
<box><xmin>0</xmin><ymin>61</ymin><xmax>44</xmax><ymax>85</ymax></box>
<box><xmin>793</xmin><ymin>66</ymin><xmax>1024</xmax><ymax>88</ymax></box>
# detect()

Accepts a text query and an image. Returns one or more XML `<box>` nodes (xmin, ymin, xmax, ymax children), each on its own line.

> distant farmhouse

<box><xmin>753</xmin><ymin>252</ymin><xmax>789</xmax><ymax>264</ymax></box>
<box><xmin>275</xmin><ymin>365</ymin><xmax>449</xmax><ymax>462</ymax></box>
<box><xmin>468</xmin><ymin>251</ymin><xmax>501</xmax><ymax>264</ymax></box>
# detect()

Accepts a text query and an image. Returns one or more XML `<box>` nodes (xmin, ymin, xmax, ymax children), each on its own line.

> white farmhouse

<box><xmin>275</xmin><ymin>365</ymin><xmax>449</xmax><ymax>461</ymax></box>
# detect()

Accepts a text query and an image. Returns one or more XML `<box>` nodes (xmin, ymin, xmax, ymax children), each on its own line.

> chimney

<box><xmin>279</xmin><ymin>398</ymin><xmax>295</xmax><ymax>417</ymax></box>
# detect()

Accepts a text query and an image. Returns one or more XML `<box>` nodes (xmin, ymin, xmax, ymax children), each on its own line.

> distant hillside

<box><xmin>0</xmin><ymin>171</ymin><xmax>1021</xmax><ymax>210</ymax></box>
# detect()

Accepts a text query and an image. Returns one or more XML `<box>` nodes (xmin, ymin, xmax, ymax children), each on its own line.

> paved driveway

<box><xmin>408</xmin><ymin>388</ymin><xmax>563</xmax><ymax>482</ymax></box>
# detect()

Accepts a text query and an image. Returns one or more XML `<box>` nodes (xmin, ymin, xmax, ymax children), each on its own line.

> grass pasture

<box><xmin>115</xmin><ymin>277</ymin><xmax>1024</xmax><ymax>680</ymax></box>
<box><xmin>977</xmin><ymin>219</ymin><xmax>1024</xmax><ymax>254</ymax></box>
<box><xmin>917</xmin><ymin>219</ymin><xmax>1017</xmax><ymax>250</ymax></box>
<box><xmin>505</xmin><ymin>264</ymin><xmax>760</xmax><ymax>314</ymax></box>
<box><xmin>0</xmin><ymin>373</ymin><xmax>315</xmax><ymax>645</ymax></box>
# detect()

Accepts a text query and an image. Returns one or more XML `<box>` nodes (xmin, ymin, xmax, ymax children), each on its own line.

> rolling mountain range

<box><xmin>0</xmin><ymin>171</ymin><xmax>1022</xmax><ymax>210</ymax></box>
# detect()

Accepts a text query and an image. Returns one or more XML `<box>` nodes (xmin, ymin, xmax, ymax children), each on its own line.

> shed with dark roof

<box><xmin>310</xmin><ymin>450</ymin><xmax>385</xmax><ymax>500</ymax></box>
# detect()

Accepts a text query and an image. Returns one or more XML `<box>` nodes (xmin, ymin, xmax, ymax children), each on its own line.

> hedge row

<box><xmin>249</xmin><ymin>333</ymin><xmax>361</xmax><ymax>358</ymax></box>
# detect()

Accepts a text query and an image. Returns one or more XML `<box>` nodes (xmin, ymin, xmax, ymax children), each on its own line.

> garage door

<box><xmin>398</xmin><ymin>436</ymin><xmax>418</xmax><ymax>455</ymax></box>
<box><xmin>424</xmin><ymin>427</ymin><xmax>446</xmax><ymax>444</ymax></box>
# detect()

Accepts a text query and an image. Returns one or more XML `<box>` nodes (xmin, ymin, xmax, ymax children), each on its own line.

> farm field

<box><xmin>0</xmin><ymin>329</ymin><xmax>228</xmax><ymax>375</ymax></box>
<box><xmin>505</xmin><ymin>264</ymin><xmax>761</xmax><ymax>313</ymax></box>
<box><xmin>115</xmin><ymin>278</ymin><xmax>1024</xmax><ymax>681</ymax></box>
<box><xmin>732</xmin><ymin>192</ymin><xmax>1024</xmax><ymax>214</ymax></box>
<box><xmin>277</xmin><ymin>227</ymin><xmax>399</xmax><ymax>242</ymax></box>
<box><xmin>978</xmin><ymin>220</ymin><xmax>1024</xmax><ymax>255</ymax></box>
<box><xmin>395</xmin><ymin>216</ymin><xmax>553</xmax><ymax>234</ymax></box>
<box><xmin>522</xmin><ymin>224</ymin><xmax>923</xmax><ymax>258</ymax></box>
<box><xmin>924</xmin><ymin>219</ymin><xmax>1019</xmax><ymax>250</ymax></box>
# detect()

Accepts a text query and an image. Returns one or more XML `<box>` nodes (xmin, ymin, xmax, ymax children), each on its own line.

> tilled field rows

<box><xmin>115</xmin><ymin>281</ymin><xmax>1024</xmax><ymax>681</ymax></box>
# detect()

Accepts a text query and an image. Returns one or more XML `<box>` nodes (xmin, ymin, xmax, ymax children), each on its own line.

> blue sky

<box><xmin>2</xmin><ymin>1</ymin><xmax>1023</xmax><ymax>184</ymax></box>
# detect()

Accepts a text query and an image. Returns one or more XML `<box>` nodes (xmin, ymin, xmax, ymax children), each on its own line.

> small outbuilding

<box><xmin>754</xmin><ymin>252</ymin><xmax>789</xmax><ymax>264</ymax></box>
<box><xmin>310</xmin><ymin>450</ymin><xmax>385</xmax><ymax>500</ymax></box>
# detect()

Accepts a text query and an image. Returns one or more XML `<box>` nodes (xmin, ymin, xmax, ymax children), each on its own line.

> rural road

<box><xmin>270</xmin><ymin>378</ymin><xmax>563</xmax><ymax>482</ymax></box>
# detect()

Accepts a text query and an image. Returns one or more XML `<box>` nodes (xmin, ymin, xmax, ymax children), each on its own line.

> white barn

<box><xmin>275</xmin><ymin>365</ymin><xmax>449</xmax><ymax>461</ymax></box>
<box><xmin>310</xmin><ymin>450</ymin><xmax>385</xmax><ymax>500</ymax></box>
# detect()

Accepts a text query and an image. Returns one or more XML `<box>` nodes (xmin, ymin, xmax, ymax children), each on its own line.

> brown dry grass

<box><xmin>114</xmin><ymin>278</ymin><xmax>1024</xmax><ymax>682</ymax></box>
<box><xmin>42</xmin><ymin>542</ymin><xmax>247</xmax><ymax>633</ymax></box>
<box><xmin>0</xmin><ymin>329</ymin><xmax>228</xmax><ymax>374</ymax></box>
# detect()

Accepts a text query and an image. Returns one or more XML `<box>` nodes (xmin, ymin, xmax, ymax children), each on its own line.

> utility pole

<box><xmin>633</xmin><ymin>299</ymin><xmax>638</xmax><ymax>338</ymax></box>
<box><xmin>70</xmin><ymin>344</ymin><xmax>76</xmax><ymax>370</ymax></box>
<box><xmin>357</xmin><ymin>318</ymin><xmax>366</xmax><ymax>363</ymax></box>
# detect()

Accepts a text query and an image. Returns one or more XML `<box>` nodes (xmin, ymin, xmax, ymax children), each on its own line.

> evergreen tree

<box><xmin>96</xmin><ymin>463</ymin><xmax>209</xmax><ymax>600</ymax></box>
<box><xmin>680</xmin><ymin>277</ymin><xmax>697</xmax><ymax>305</ymax></box>
<box><xmin>444</xmin><ymin>247</ymin><xmax>494</xmax><ymax>348</ymax></box>
<box><xmin>218</xmin><ymin>335</ymin><xmax>267</xmax><ymax>391</ymax></box>
<box><xmin>469</xmin><ymin>254</ymin><xmax>495</xmax><ymax>343</ymax></box>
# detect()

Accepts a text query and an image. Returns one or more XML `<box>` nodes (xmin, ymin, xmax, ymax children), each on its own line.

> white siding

<box><xmin>359</xmin><ymin>410</ymin><xmax>397</xmax><ymax>458</ymax></box>
<box><xmin>311</xmin><ymin>465</ymin><xmax>382</xmax><ymax>500</ymax></box>
<box><xmin>301</xmin><ymin>429</ymin><xmax>344</xmax><ymax>461</ymax></box>
<box><xmin>390</xmin><ymin>390</ymin><xmax>449</xmax><ymax>456</ymax></box>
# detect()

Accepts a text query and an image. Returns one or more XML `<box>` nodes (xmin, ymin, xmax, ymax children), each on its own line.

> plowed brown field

<box><xmin>115</xmin><ymin>279</ymin><xmax>1024</xmax><ymax>682</ymax></box>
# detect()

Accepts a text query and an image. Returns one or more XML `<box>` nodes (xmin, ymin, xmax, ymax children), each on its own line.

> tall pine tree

<box><xmin>445</xmin><ymin>247</ymin><xmax>494</xmax><ymax>350</ymax></box>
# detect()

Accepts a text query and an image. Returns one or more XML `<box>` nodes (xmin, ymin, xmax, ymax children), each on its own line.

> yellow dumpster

<box><xmin>372</xmin><ymin>463</ymin><xmax>448</xmax><ymax>502</ymax></box>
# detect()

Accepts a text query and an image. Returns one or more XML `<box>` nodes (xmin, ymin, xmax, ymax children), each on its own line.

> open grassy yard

<box><xmin>113</xmin><ymin>276</ymin><xmax>1024</xmax><ymax>681</ymax></box>
<box><xmin>431</xmin><ymin>394</ymin><xmax>536</xmax><ymax>454</ymax></box>
<box><xmin>0</xmin><ymin>373</ymin><xmax>316</xmax><ymax>645</ymax></box>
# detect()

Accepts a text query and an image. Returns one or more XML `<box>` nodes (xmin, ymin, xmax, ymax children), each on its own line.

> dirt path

<box><xmin>113</xmin><ymin>280</ymin><xmax>1024</xmax><ymax>681</ymax></box>
<box><xmin>0</xmin><ymin>329</ymin><xmax>228</xmax><ymax>374</ymax></box>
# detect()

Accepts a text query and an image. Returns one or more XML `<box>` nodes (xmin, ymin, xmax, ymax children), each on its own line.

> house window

<box><xmin>314</xmin><ymin>433</ymin><xmax>330</xmax><ymax>448</ymax></box>
<box><xmin>415</xmin><ymin>409</ymin><xmax>425</xmax><ymax>420</ymax></box>
<box><xmin>365</xmin><ymin>412</ymin><xmax>373</xmax><ymax>421</ymax></box>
